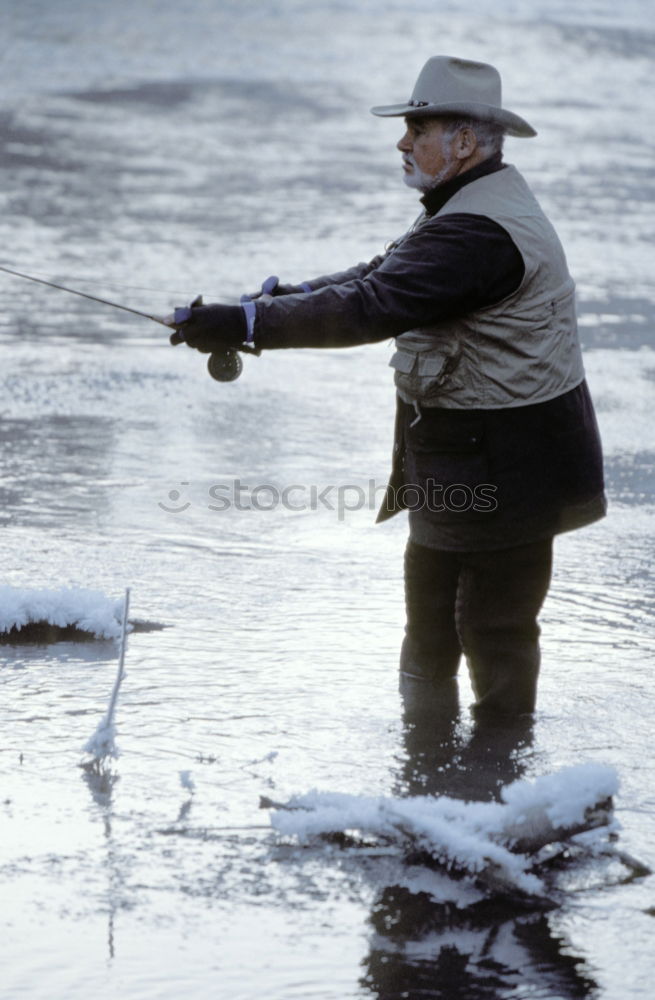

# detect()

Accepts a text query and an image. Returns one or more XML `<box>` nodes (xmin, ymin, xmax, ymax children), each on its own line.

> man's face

<box><xmin>397</xmin><ymin>117</ymin><xmax>456</xmax><ymax>192</ymax></box>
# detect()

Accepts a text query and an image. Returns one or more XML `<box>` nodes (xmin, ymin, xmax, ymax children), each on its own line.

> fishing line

<box><xmin>24</xmin><ymin>274</ymin><xmax>193</xmax><ymax>296</ymax></box>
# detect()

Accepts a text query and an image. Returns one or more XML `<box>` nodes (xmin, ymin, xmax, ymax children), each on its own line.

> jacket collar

<box><xmin>420</xmin><ymin>153</ymin><xmax>505</xmax><ymax>216</ymax></box>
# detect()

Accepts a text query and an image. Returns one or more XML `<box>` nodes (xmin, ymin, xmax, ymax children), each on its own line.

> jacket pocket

<box><xmin>407</xmin><ymin>408</ymin><xmax>485</xmax><ymax>455</ymax></box>
<box><xmin>402</xmin><ymin>408</ymin><xmax>495</xmax><ymax>523</ymax></box>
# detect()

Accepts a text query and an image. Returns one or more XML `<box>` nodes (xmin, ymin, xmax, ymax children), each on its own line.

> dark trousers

<box><xmin>401</xmin><ymin>538</ymin><xmax>553</xmax><ymax>718</ymax></box>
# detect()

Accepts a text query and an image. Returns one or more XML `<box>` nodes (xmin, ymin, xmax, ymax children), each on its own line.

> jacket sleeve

<box><xmin>274</xmin><ymin>254</ymin><xmax>387</xmax><ymax>295</ymax></box>
<box><xmin>253</xmin><ymin>214</ymin><xmax>524</xmax><ymax>349</ymax></box>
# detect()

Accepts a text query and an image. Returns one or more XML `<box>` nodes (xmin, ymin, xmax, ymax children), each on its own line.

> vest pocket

<box><xmin>389</xmin><ymin>343</ymin><xmax>462</xmax><ymax>403</ymax></box>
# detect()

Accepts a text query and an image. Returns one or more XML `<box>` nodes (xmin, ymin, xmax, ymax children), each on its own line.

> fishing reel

<box><xmin>207</xmin><ymin>348</ymin><xmax>243</xmax><ymax>382</ymax></box>
<box><xmin>206</xmin><ymin>341</ymin><xmax>263</xmax><ymax>381</ymax></box>
<box><xmin>173</xmin><ymin>278</ymin><xmax>276</xmax><ymax>382</ymax></box>
<box><xmin>171</xmin><ymin>295</ymin><xmax>259</xmax><ymax>382</ymax></box>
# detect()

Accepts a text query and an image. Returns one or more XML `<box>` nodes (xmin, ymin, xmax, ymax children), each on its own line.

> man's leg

<box><xmin>401</xmin><ymin>540</ymin><xmax>462</xmax><ymax>682</ymax></box>
<box><xmin>456</xmin><ymin>538</ymin><xmax>553</xmax><ymax>718</ymax></box>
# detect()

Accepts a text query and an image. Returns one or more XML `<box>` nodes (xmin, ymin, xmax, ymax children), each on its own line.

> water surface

<box><xmin>1</xmin><ymin>2</ymin><xmax>654</xmax><ymax>998</ymax></box>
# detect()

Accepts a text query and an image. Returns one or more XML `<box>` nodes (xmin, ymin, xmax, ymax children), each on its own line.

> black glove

<box><xmin>168</xmin><ymin>297</ymin><xmax>247</xmax><ymax>353</ymax></box>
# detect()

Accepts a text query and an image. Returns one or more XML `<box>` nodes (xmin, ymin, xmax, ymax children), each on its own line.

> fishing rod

<box><xmin>0</xmin><ymin>263</ymin><xmax>169</xmax><ymax>326</ymax></box>
<box><xmin>0</xmin><ymin>263</ymin><xmax>242</xmax><ymax>381</ymax></box>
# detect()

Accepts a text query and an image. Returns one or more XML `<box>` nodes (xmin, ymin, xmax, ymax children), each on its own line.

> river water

<box><xmin>1</xmin><ymin>1</ymin><xmax>654</xmax><ymax>998</ymax></box>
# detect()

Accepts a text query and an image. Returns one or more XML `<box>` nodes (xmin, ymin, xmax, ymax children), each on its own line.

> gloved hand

<box><xmin>166</xmin><ymin>296</ymin><xmax>247</xmax><ymax>353</ymax></box>
<box><xmin>243</xmin><ymin>274</ymin><xmax>310</xmax><ymax>299</ymax></box>
<box><xmin>243</xmin><ymin>275</ymin><xmax>280</xmax><ymax>300</ymax></box>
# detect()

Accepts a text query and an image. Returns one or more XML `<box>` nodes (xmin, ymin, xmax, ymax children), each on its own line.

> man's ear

<box><xmin>453</xmin><ymin>127</ymin><xmax>478</xmax><ymax>159</ymax></box>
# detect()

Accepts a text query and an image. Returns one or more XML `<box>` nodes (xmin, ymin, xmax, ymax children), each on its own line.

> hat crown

<box><xmin>370</xmin><ymin>53</ymin><xmax>536</xmax><ymax>137</ymax></box>
<box><xmin>410</xmin><ymin>56</ymin><xmax>501</xmax><ymax>109</ymax></box>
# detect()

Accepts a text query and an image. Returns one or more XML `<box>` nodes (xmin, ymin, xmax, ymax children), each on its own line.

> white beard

<box><xmin>402</xmin><ymin>155</ymin><xmax>453</xmax><ymax>193</ymax></box>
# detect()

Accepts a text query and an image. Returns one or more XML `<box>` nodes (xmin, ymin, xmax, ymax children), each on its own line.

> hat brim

<box><xmin>370</xmin><ymin>101</ymin><xmax>537</xmax><ymax>138</ymax></box>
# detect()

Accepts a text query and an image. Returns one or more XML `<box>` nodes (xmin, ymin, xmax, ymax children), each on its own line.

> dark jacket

<box><xmin>252</xmin><ymin>156</ymin><xmax>606</xmax><ymax>550</ymax></box>
<box><xmin>379</xmin><ymin>384</ymin><xmax>605</xmax><ymax>551</ymax></box>
<box><xmin>254</xmin><ymin>156</ymin><xmax>524</xmax><ymax>351</ymax></box>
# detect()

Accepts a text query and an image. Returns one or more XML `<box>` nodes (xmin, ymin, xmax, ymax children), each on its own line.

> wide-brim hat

<box><xmin>371</xmin><ymin>56</ymin><xmax>536</xmax><ymax>138</ymax></box>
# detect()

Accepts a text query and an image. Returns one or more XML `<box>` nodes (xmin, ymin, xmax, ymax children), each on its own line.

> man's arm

<box><xmin>167</xmin><ymin>214</ymin><xmax>524</xmax><ymax>353</ymax></box>
<box><xmin>269</xmin><ymin>254</ymin><xmax>388</xmax><ymax>296</ymax></box>
<box><xmin>252</xmin><ymin>214</ymin><xmax>524</xmax><ymax>349</ymax></box>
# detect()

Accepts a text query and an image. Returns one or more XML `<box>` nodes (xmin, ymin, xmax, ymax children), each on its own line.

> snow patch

<box><xmin>500</xmin><ymin>762</ymin><xmax>619</xmax><ymax>831</ymax></box>
<box><xmin>0</xmin><ymin>585</ymin><xmax>126</xmax><ymax>640</ymax></box>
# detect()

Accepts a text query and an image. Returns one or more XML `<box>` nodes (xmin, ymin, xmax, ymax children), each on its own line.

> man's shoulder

<box><xmin>437</xmin><ymin>164</ymin><xmax>546</xmax><ymax>226</ymax></box>
<box><xmin>412</xmin><ymin>211</ymin><xmax>520</xmax><ymax>242</ymax></box>
<box><xmin>442</xmin><ymin>163</ymin><xmax>531</xmax><ymax>202</ymax></box>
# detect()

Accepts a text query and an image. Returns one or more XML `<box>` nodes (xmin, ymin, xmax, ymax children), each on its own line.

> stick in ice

<box><xmin>83</xmin><ymin>588</ymin><xmax>131</xmax><ymax>764</ymax></box>
<box><xmin>263</xmin><ymin>763</ymin><xmax>621</xmax><ymax>899</ymax></box>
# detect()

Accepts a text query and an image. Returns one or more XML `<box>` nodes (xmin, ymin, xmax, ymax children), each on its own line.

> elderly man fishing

<box><xmin>167</xmin><ymin>56</ymin><xmax>605</xmax><ymax>721</ymax></box>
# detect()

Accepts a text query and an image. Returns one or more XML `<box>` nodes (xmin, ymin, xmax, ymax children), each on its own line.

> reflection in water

<box><xmin>1</xmin><ymin>1</ymin><xmax>653</xmax><ymax>995</ymax></box>
<box><xmin>359</xmin><ymin>679</ymin><xmax>599</xmax><ymax>999</ymax></box>
<box><xmin>80</xmin><ymin>765</ymin><xmax>121</xmax><ymax>962</ymax></box>
<box><xmin>362</xmin><ymin>909</ymin><xmax>598</xmax><ymax>1000</ymax></box>
<box><xmin>397</xmin><ymin>674</ymin><xmax>533</xmax><ymax>801</ymax></box>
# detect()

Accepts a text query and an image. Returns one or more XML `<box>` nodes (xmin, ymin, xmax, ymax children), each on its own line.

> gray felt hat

<box><xmin>371</xmin><ymin>56</ymin><xmax>536</xmax><ymax>138</ymax></box>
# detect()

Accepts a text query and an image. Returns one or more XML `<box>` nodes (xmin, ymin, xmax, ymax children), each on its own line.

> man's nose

<box><xmin>397</xmin><ymin>131</ymin><xmax>412</xmax><ymax>152</ymax></box>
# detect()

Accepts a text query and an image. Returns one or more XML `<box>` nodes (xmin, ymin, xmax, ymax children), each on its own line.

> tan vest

<box><xmin>390</xmin><ymin>164</ymin><xmax>585</xmax><ymax>409</ymax></box>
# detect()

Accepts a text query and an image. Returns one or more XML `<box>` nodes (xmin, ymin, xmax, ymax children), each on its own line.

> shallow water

<box><xmin>1</xmin><ymin>2</ymin><xmax>654</xmax><ymax>998</ymax></box>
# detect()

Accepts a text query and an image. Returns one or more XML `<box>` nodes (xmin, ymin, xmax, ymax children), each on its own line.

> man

<box><xmin>167</xmin><ymin>56</ymin><xmax>606</xmax><ymax>720</ymax></box>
